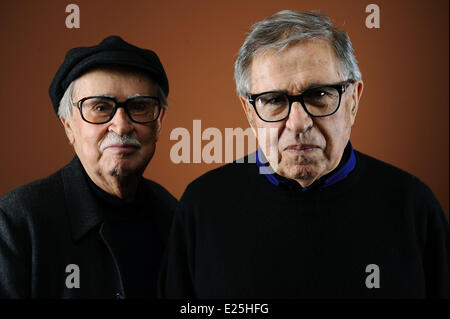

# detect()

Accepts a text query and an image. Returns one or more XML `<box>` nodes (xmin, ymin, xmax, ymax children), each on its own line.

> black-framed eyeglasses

<box><xmin>72</xmin><ymin>95</ymin><xmax>162</xmax><ymax>124</ymax></box>
<box><xmin>247</xmin><ymin>81</ymin><xmax>353</xmax><ymax>122</ymax></box>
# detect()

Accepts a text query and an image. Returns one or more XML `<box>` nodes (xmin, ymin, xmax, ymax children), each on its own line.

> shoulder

<box><xmin>356</xmin><ymin>150</ymin><xmax>430</xmax><ymax>192</ymax></box>
<box><xmin>0</xmin><ymin>168</ymin><xmax>65</xmax><ymax>217</ymax></box>
<box><xmin>181</xmin><ymin>153</ymin><xmax>258</xmax><ymax>202</ymax></box>
<box><xmin>355</xmin><ymin>150</ymin><xmax>445</xmax><ymax>220</ymax></box>
<box><xmin>142</xmin><ymin>178</ymin><xmax>177</xmax><ymax>211</ymax></box>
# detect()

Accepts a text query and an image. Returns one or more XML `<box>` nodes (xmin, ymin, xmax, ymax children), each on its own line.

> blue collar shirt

<box><xmin>255</xmin><ymin>141</ymin><xmax>356</xmax><ymax>191</ymax></box>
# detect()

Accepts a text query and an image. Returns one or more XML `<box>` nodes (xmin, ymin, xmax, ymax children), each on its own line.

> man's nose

<box><xmin>109</xmin><ymin>108</ymin><xmax>134</xmax><ymax>136</ymax></box>
<box><xmin>285</xmin><ymin>102</ymin><xmax>313</xmax><ymax>133</ymax></box>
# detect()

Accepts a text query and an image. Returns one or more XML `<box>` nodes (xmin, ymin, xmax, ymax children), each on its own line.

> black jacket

<box><xmin>0</xmin><ymin>156</ymin><xmax>176</xmax><ymax>298</ymax></box>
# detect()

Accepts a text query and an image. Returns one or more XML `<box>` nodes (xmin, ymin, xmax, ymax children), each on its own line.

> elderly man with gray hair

<box><xmin>161</xmin><ymin>10</ymin><xmax>448</xmax><ymax>298</ymax></box>
<box><xmin>0</xmin><ymin>36</ymin><xmax>176</xmax><ymax>298</ymax></box>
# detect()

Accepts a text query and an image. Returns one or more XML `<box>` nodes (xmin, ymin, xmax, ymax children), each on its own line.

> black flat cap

<box><xmin>49</xmin><ymin>35</ymin><xmax>169</xmax><ymax>114</ymax></box>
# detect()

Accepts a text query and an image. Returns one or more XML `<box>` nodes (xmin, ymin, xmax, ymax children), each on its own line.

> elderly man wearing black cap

<box><xmin>0</xmin><ymin>36</ymin><xmax>176</xmax><ymax>298</ymax></box>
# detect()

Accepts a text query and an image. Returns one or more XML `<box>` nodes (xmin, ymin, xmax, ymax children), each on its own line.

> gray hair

<box><xmin>234</xmin><ymin>10</ymin><xmax>362</xmax><ymax>97</ymax></box>
<box><xmin>58</xmin><ymin>80</ymin><xmax>76</xmax><ymax>120</ymax></box>
<box><xmin>57</xmin><ymin>74</ymin><xmax>169</xmax><ymax>121</ymax></box>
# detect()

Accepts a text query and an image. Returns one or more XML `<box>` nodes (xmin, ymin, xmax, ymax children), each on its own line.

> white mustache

<box><xmin>99</xmin><ymin>132</ymin><xmax>141</xmax><ymax>153</ymax></box>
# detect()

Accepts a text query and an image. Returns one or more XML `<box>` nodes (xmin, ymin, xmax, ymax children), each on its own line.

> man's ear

<box><xmin>60</xmin><ymin>117</ymin><xmax>75</xmax><ymax>145</ymax></box>
<box><xmin>239</xmin><ymin>96</ymin><xmax>257</xmax><ymax>135</ymax></box>
<box><xmin>240</xmin><ymin>96</ymin><xmax>255</xmax><ymax>124</ymax></box>
<box><xmin>159</xmin><ymin>107</ymin><xmax>167</xmax><ymax>124</ymax></box>
<box><xmin>154</xmin><ymin>107</ymin><xmax>167</xmax><ymax>142</ymax></box>
<box><xmin>350</xmin><ymin>80</ymin><xmax>364</xmax><ymax>126</ymax></box>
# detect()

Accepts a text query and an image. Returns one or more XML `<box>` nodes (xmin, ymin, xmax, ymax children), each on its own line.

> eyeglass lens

<box><xmin>254</xmin><ymin>86</ymin><xmax>341</xmax><ymax>121</ymax></box>
<box><xmin>80</xmin><ymin>97</ymin><xmax>160</xmax><ymax>123</ymax></box>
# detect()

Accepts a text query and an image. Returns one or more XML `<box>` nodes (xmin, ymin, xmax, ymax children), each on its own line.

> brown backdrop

<box><xmin>0</xmin><ymin>0</ymin><xmax>448</xmax><ymax>218</ymax></box>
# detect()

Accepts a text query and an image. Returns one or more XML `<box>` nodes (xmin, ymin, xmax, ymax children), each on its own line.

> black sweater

<box><xmin>161</xmin><ymin>151</ymin><xmax>449</xmax><ymax>298</ymax></box>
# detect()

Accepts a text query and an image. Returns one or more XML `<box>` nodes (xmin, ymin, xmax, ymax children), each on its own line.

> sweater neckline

<box><xmin>256</xmin><ymin>141</ymin><xmax>356</xmax><ymax>191</ymax></box>
<box><xmin>252</xmin><ymin>149</ymin><xmax>365</xmax><ymax>201</ymax></box>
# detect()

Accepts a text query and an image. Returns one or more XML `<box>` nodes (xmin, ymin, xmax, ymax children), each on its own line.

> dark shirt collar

<box><xmin>256</xmin><ymin>141</ymin><xmax>356</xmax><ymax>191</ymax></box>
<box><xmin>83</xmin><ymin>168</ymin><xmax>142</xmax><ymax>209</ymax></box>
<box><xmin>61</xmin><ymin>156</ymin><xmax>105</xmax><ymax>242</ymax></box>
<box><xmin>61</xmin><ymin>156</ymin><xmax>150</xmax><ymax>242</ymax></box>
<box><xmin>81</xmin><ymin>169</ymin><xmax>154</xmax><ymax>224</ymax></box>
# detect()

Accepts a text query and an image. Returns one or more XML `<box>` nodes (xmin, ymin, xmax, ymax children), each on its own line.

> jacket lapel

<box><xmin>61</xmin><ymin>156</ymin><xmax>104</xmax><ymax>242</ymax></box>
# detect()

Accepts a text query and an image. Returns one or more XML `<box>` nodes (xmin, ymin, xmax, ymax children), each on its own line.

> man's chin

<box><xmin>281</xmin><ymin>165</ymin><xmax>315</xmax><ymax>180</ymax></box>
<box><xmin>109</xmin><ymin>166</ymin><xmax>129</xmax><ymax>177</ymax></box>
<box><xmin>104</xmin><ymin>160</ymin><xmax>140</xmax><ymax>178</ymax></box>
<box><xmin>276</xmin><ymin>158</ymin><xmax>321</xmax><ymax>181</ymax></box>
<box><xmin>100</xmin><ymin>153</ymin><xmax>151</xmax><ymax>178</ymax></box>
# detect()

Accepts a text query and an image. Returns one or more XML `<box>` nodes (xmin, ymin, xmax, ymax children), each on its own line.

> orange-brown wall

<box><xmin>0</xmin><ymin>0</ymin><xmax>448</xmax><ymax>219</ymax></box>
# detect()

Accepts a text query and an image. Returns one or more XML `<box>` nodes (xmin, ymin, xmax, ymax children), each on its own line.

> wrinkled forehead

<box><xmin>72</xmin><ymin>65</ymin><xmax>156</xmax><ymax>100</ymax></box>
<box><xmin>249</xmin><ymin>39</ymin><xmax>343</xmax><ymax>93</ymax></box>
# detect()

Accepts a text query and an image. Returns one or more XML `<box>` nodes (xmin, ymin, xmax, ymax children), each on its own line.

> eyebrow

<box><xmin>249</xmin><ymin>81</ymin><xmax>345</xmax><ymax>97</ymax></box>
<box><xmin>302</xmin><ymin>83</ymin><xmax>326</xmax><ymax>91</ymax></box>
<box><xmin>94</xmin><ymin>94</ymin><xmax>115</xmax><ymax>99</ymax></box>
<box><xmin>128</xmin><ymin>94</ymin><xmax>151</xmax><ymax>98</ymax></box>
<box><xmin>298</xmin><ymin>82</ymin><xmax>343</xmax><ymax>93</ymax></box>
<box><xmin>270</xmin><ymin>82</ymin><xmax>343</xmax><ymax>95</ymax></box>
<box><xmin>90</xmin><ymin>94</ymin><xmax>151</xmax><ymax>100</ymax></box>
